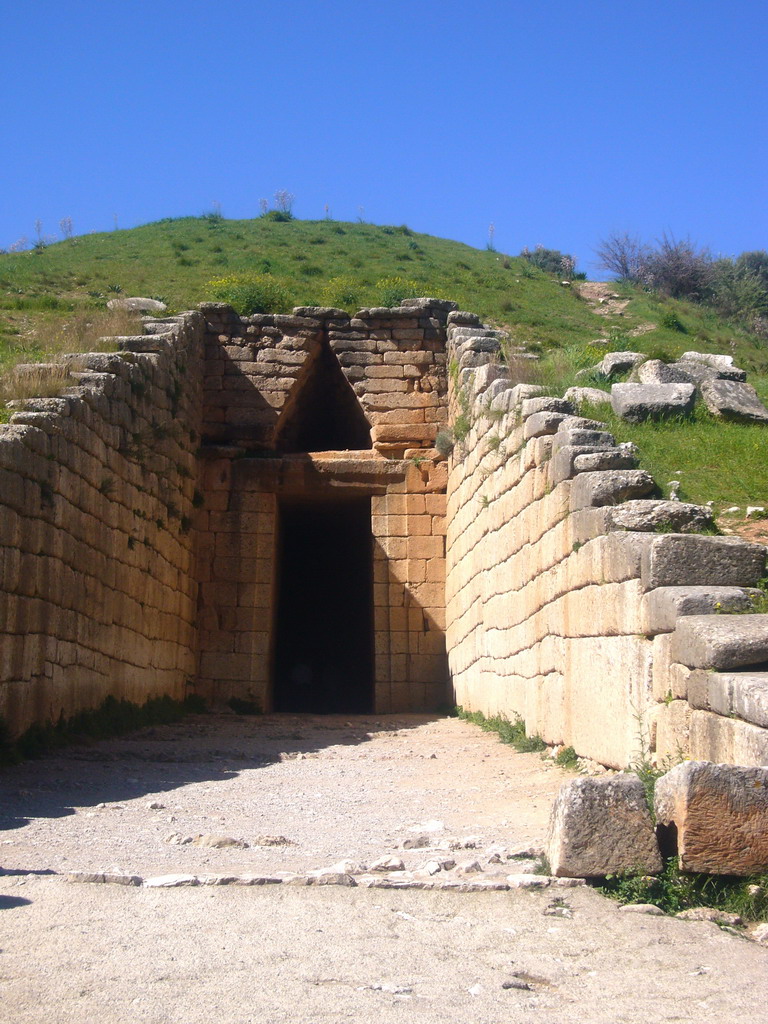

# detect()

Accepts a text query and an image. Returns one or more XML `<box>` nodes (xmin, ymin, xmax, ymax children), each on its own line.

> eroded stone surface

<box><xmin>654</xmin><ymin>761</ymin><xmax>768</xmax><ymax>874</ymax></box>
<box><xmin>547</xmin><ymin>775</ymin><xmax>662</xmax><ymax>878</ymax></box>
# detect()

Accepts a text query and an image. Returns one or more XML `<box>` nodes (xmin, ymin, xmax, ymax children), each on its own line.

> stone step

<box><xmin>670</xmin><ymin>614</ymin><xmax>768</xmax><ymax>671</ymax></box>
<box><xmin>688</xmin><ymin>669</ymin><xmax>768</xmax><ymax>728</ymax></box>
<box><xmin>641</xmin><ymin>534</ymin><xmax>767</xmax><ymax>590</ymax></box>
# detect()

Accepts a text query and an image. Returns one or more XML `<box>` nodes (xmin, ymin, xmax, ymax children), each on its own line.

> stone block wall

<box><xmin>0</xmin><ymin>314</ymin><xmax>205</xmax><ymax>736</ymax></box>
<box><xmin>445</xmin><ymin>320</ymin><xmax>768</xmax><ymax>769</ymax></box>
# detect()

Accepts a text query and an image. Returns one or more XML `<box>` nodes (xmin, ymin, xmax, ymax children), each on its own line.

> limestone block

<box><xmin>471</xmin><ymin>362</ymin><xmax>508</xmax><ymax>395</ymax></box>
<box><xmin>689</xmin><ymin>709</ymin><xmax>768</xmax><ymax>766</ymax></box>
<box><xmin>610</xmin><ymin>383</ymin><xmax>696</xmax><ymax>422</ymax></box>
<box><xmin>602</xmin><ymin>500</ymin><xmax>713</xmax><ymax>535</ymax></box>
<box><xmin>563</xmin><ymin>386</ymin><xmax>612</xmax><ymax>408</ymax></box>
<box><xmin>655</xmin><ymin>760</ymin><xmax>768</xmax><ymax>874</ymax></box>
<box><xmin>548</xmin><ymin>445</ymin><xmax>603</xmax><ymax>486</ymax></box>
<box><xmin>651</xmin><ymin>634</ymin><xmax>691</xmax><ymax>701</ymax></box>
<box><xmin>551</xmin><ymin>427</ymin><xmax>615</xmax><ymax>454</ymax></box>
<box><xmin>569</xmin><ymin>469</ymin><xmax>655</xmax><ymax>511</ymax></box>
<box><xmin>521</xmin><ymin>396</ymin><xmax>575</xmax><ymax>419</ymax></box>
<box><xmin>688</xmin><ymin>669</ymin><xmax>768</xmax><ymax>728</ymax></box>
<box><xmin>654</xmin><ymin>700</ymin><xmax>692</xmax><ymax>762</ymax></box>
<box><xmin>636</xmin><ymin>359</ymin><xmax>695</xmax><ymax>385</ymax></box>
<box><xmin>641</xmin><ymin>534</ymin><xmax>766</xmax><ymax>591</ymax></box>
<box><xmin>641</xmin><ymin>585</ymin><xmax>756</xmax><ymax>634</ymax></box>
<box><xmin>523</xmin><ymin>412</ymin><xmax>568</xmax><ymax>439</ymax></box>
<box><xmin>600</xmin><ymin>351</ymin><xmax>647</xmax><ymax>377</ymax></box>
<box><xmin>572</xmin><ymin>447</ymin><xmax>638</xmax><ymax>474</ymax></box>
<box><xmin>680</xmin><ymin>351</ymin><xmax>740</xmax><ymax>372</ymax></box>
<box><xmin>563</xmin><ymin>634</ymin><xmax>654</xmax><ymax>768</ymax></box>
<box><xmin>699</xmin><ymin>379</ymin><xmax>768</xmax><ymax>424</ymax></box>
<box><xmin>670</xmin><ymin>614</ymin><xmax>768</xmax><ymax>670</ymax></box>
<box><xmin>547</xmin><ymin>775</ymin><xmax>662</xmax><ymax>877</ymax></box>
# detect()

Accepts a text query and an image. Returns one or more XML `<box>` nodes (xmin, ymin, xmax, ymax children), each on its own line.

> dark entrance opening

<box><xmin>272</xmin><ymin>497</ymin><xmax>374</xmax><ymax>713</ymax></box>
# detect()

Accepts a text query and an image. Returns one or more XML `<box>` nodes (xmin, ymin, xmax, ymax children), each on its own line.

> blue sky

<box><xmin>2</xmin><ymin>0</ymin><xmax>766</xmax><ymax>274</ymax></box>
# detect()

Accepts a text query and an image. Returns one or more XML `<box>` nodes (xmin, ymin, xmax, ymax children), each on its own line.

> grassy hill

<box><xmin>0</xmin><ymin>215</ymin><xmax>767</xmax><ymax>524</ymax></box>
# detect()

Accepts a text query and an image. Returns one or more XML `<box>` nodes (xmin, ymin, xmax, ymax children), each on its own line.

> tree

<box><xmin>594</xmin><ymin>231</ymin><xmax>650</xmax><ymax>281</ymax></box>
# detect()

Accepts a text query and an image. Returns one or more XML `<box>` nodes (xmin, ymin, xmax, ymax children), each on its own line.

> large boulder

<box><xmin>611</xmin><ymin>382</ymin><xmax>696</xmax><ymax>422</ymax></box>
<box><xmin>699</xmin><ymin>379</ymin><xmax>768</xmax><ymax>424</ymax></box>
<box><xmin>547</xmin><ymin>775</ymin><xmax>662</xmax><ymax>878</ymax></box>
<box><xmin>654</xmin><ymin>761</ymin><xmax>768</xmax><ymax>874</ymax></box>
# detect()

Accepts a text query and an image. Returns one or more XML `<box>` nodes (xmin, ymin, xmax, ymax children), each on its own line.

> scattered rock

<box><xmin>563</xmin><ymin>386</ymin><xmax>612</xmax><ymax>407</ymax></box>
<box><xmin>146</xmin><ymin>801</ymin><xmax>165</xmax><ymax>810</ymax></box>
<box><xmin>700</xmin><ymin>379</ymin><xmax>768</xmax><ymax>424</ymax></box>
<box><xmin>164</xmin><ymin>833</ymin><xmax>194</xmax><ymax>845</ymax></box>
<box><xmin>676</xmin><ymin>908</ymin><xmax>742</xmax><ymax>926</ymax></box>
<box><xmin>619</xmin><ymin>903</ymin><xmax>664</xmax><ymax>916</ymax></box>
<box><xmin>600</xmin><ymin>351</ymin><xmax>647</xmax><ymax>377</ymax></box>
<box><xmin>306</xmin><ymin>871</ymin><xmax>357</xmax><ymax>887</ymax></box>
<box><xmin>369</xmin><ymin>855</ymin><xmax>406</xmax><ymax>872</ymax></box>
<box><xmin>400</xmin><ymin>835</ymin><xmax>431</xmax><ymax>850</ymax></box>
<box><xmin>751</xmin><ymin>923</ymin><xmax>768</xmax><ymax>943</ymax></box>
<box><xmin>506</xmin><ymin>874</ymin><xmax>550</xmax><ymax>889</ymax></box>
<box><xmin>637</xmin><ymin>360</ymin><xmax>696</xmax><ymax>386</ymax></box>
<box><xmin>107</xmin><ymin>296</ymin><xmax>167</xmax><ymax>313</ymax></box>
<box><xmin>458</xmin><ymin>859</ymin><xmax>483</xmax><ymax>874</ymax></box>
<box><xmin>543</xmin><ymin>902</ymin><xmax>573</xmax><ymax>918</ymax></box>
<box><xmin>501</xmin><ymin>978</ymin><xmax>532</xmax><ymax>991</ymax></box>
<box><xmin>253</xmin><ymin>835</ymin><xmax>294</xmax><ymax>846</ymax></box>
<box><xmin>190</xmin><ymin>834</ymin><xmax>249</xmax><ymax>849</ymax></box>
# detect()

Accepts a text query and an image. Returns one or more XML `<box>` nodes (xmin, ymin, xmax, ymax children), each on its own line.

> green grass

<box><xmin>598</xmin><ymin>860</ymin><xmax>768</xmax><ymax>922</ymax></box>
<box><xmin>599</xmin><ymin>406</ymin><xmax>768</xmax><ymax>509</ymax></box>
<box><xmin>0</xmin><ymin>215</ymin><xmax>612</xmax><ymax>360</ymax></box>
<box><xmin>456</xmin><ymin>706</ymin><xmax>547</xmax><ymax>753</ymax></box>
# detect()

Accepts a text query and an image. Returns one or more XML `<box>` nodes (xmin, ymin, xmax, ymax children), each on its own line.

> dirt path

<box><xmin>2</xmin><ymin>712</ymin><xmax>768</xmax><ymax>1023</ymax></box>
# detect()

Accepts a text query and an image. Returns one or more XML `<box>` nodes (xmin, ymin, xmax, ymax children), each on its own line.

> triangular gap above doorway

<box><xmin>273</xmin><ymin>333</ymin><xmax>372</xmax><ymax>452</ymax></box>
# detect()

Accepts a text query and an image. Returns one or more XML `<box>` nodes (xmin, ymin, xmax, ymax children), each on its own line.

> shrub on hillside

<box><xmin>374</xmin><ymin>276</ymin><xmax>420</xmax><ymax>307</ymax></box>
<box><xmin>208</xmin><ymin>273</ymin><xmax>294</xmax><ymax>314</ymax></box>
<box><xmin>519</xmin><ymin>244</ymin><xmax>579</xmax><ymax>278</ymax></box>
<box><xmin>319</xmin><ymin>275</ymin><xmax>362</xmax><ymax>311</ymax></box>
<box><xmin>639</xmin><ymin>234</ymin><xmax>714</xmax><ymax>301</ymax></box>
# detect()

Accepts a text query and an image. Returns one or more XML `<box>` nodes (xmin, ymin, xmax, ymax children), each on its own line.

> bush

<box><xmin>208</xmin><ymin>273</ymin><xmax>293</xmax><ymax>314</ymax></box>
<box><xmin>319</xmin><ymin>275</ymin><xmax>362</xmax><ymax>310</ymax></box>
<box><xmin>519</xmin><ymin>245</ymin><xmax>579</xmax><ymax>277</ymax></box>
<box><xmin>641</xmin><ymin>234</ymin><xmax>714</xmax><ymax>301</ymax></box>
<box><xmin>374</xmin><ymin>275</ymin><xmax>419</xmax><ymax>307</ymax></box>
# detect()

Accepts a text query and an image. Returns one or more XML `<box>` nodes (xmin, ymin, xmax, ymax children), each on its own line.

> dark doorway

<box><xmin>272</xmin><ymin>497</ymin><xmax>374</xmax><ymax>713</ymax></box>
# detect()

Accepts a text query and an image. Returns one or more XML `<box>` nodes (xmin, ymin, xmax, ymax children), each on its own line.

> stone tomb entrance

<box><xmin>272</xmin><ymin>495</ymin><xmax>374</xmax><ymax>714</ymax></box>
<box><xmin>194</xmin><ymin>299</ymin><xmax>452</xmax><ymax>714</ymax></box>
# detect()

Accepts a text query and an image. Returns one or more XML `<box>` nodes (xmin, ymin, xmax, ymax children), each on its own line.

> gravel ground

<box><xmin>2</xmin><ymin>711</ymin><xmax>767</xmax><ymax>1023</ymax></box>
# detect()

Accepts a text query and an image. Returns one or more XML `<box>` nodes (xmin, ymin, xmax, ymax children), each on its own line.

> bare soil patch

<box><xmin>2</xmin><ymin>712</ymin><xmax>768</xmax><ymax>1023</ymax></box>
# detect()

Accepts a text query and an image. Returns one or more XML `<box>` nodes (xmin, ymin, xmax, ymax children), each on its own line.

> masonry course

<box><xmin>0</xmin><ymin>299</ymin><xmax>766</xmax><ymax>779</ymax></box>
